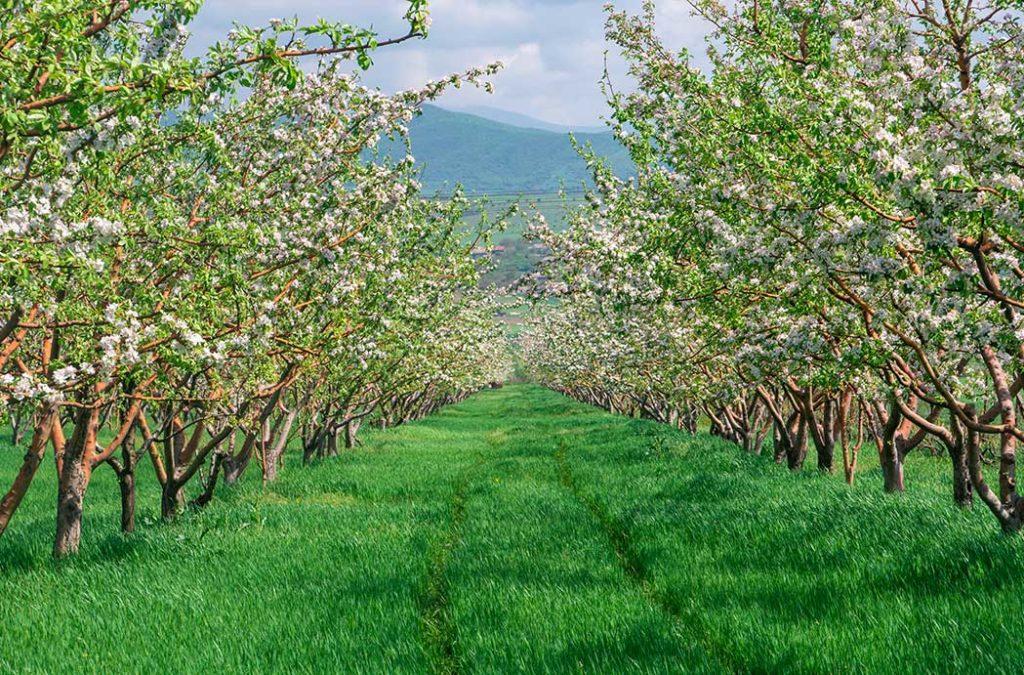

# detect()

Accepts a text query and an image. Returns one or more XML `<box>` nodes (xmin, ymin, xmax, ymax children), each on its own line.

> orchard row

<box><xmin>522</xmin><ymin>0</ymin><xmax>1024</xmax><ymax>533</ymax></box>
<box><xmin>0</xmin><ymin>1</ymin><xmax>511</xmax><ymax>557</ymax></box>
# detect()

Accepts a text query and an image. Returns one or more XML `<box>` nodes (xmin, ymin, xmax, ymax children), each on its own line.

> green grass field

<box><xmin>1</xmin><ymin>385</ymin><xmax>1022</xmax><ymax>672</ymax></box>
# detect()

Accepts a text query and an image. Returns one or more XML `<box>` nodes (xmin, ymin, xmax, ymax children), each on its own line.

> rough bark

<box><xmin>816</xmin><ymin>396</ymin><xmax>837</xmax><ymax>473</ymax></box>
<box><xmin>344</xmin><ymin>419</ymin><xmax>361</xmax><ymax>449</ymax></box>
<box><xmin>964</xmin><ymin>408</ymin><xmax>1021</xmax><ymax>532</ymax></box>
<box><xmin>262</xmin><ymin>396</ymin><xmax>304</xmax><ymax>483</ymax></box>
<box><xmin>947</xmin><ymin>433</ymin><xmax>973</xmax><ymax>508</ymax></box>
<box><xmin>160</xmin><ymin>482</ymin><xmax>185</xmax><ymax>521</ymax></box>
<box><xmin>223</xmin><ymin>431</ymin><xmax>256</xmax><ymax>485</ymax></box>
<box><xmin>118</xmin><ymin>466</ymin><xmax>136</xmax><ymax>534</ymax></box>
<box><xmin>917</xmin><ymin>414</ymin><xmax>969</xmax><ymax>507</ymax></box>
<box><xmin>54</xmin><ymin>407</ymin><xmax>99</xmax><ymax>557</ymax></box>
<box><xmin>9</xmin><ymin>408</ymin><xmax>27</xmax><ymax>447</ymax></box>
<box><xmin>773</xmin><ymin>419</ymin><xmax>789</xmax><ymax>465</ymax></box>
<box><xmin>787</xmin><ymin>412</ymin><xmax>808</xmax><ymax>471</ymax></box>
<box><xmin>191</xmin><ymin>452</ymin><xmax>224</xmax><ymax>509</ymax></box>
<box><xmin>879</xmin><ymin>400</ymin><xmax>905</xmax><ymax>494</ymax></box>
<box><xmin>0</xmin><ymin>405</ymin><xmax>56</xmax><ymax>538</ymax></box>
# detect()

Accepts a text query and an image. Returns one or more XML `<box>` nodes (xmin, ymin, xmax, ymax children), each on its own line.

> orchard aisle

<box><xmin>424</xmin><ymin>386</ymin><xmax>708</xmax><ymax>672</ymax></box>
<box><xmin>2</xmin><ymin>386</ymin><xmax>1023</xmax><ymax>672</ymax></box>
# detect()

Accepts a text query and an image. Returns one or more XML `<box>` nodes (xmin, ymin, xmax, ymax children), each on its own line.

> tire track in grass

<box><xmin>418</xmin><ymin>421</ymin><xmax>510</xmax><ymax>674</ymax></box>
<box><xmin>418</xmin><ymin>470</ymin><xmax>472</xmax><ymax>675</ymax></box>
<box><xmin>418</xmin><ymin>452</ymin><xmax>492</xmax><ymax>675</ymax></box>
<box><xmin>554</xmin><ymin>441</ymin><xmax>740</xmax><ymax>673</ymax></box>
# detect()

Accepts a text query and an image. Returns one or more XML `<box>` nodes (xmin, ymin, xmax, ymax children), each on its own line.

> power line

<box><xmin>430</xmin><ymin>189</ymin><xmax>589</xmax><ymax>201</ymax></box>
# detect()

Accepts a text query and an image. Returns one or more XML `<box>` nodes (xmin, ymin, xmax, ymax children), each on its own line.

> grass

<box><xmin>1</xmin><ymin>385</ymin><xmax>1023</xmax><ymax>672</ymax></box>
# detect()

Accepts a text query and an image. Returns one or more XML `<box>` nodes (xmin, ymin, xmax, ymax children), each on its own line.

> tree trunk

<box><xmin>263</xmin><ymin>405</ymin><xmax>300</xmax><ymax>484</ymax></box>
<box><xmin>161</xmin><ymin>478</ymin><xmax>187</xmax><ymax>520</ymax></box>
<box><xmin>944</xmin><ymin>418</ymin><xmax>972</xmax><ymax>507</ymax></box>
<box><xmin>0</xmin><ymin>407</ymin><xmax>56</xmax><ymax>538</ymax></box>
<box><xmin>54</xmin><ymin>407</ymin><xmax>98</xmax><ymax>558</ymax></box>
<box><xmin>773</xmin><ymin>420</ymin><xmax>788</xmax><ymax>464</ymax></box>
<box><xmin>345</xmin><ymin>419</ymin><xmax>361</xmax><ymax>449</ymax></box>
<box><xmin>880</xmin><ymin>429</ymin><xmax>905</xmax><ymax>493</ymax></box>
<box><xmin>816</xmin><ymin>398</ymin><xmax>836</xmax><ymax>473</ymax></box>
<box><xmin>787</xmin><ymin>413</ymin><xmax>808</xmax><ymax>471</ymax></box>
<box><xmin>118</xmin><ymin>469</ymin><xmax>136</xmax><ymax>534</ymax></box>
<box><xmin>262</xmin><ymin>459</ymin><xmax>277</xmax><ymax>483</ymax></box>
<box><xmin>877</xmin><ymin>398</ymin><xmax>905</xmax><ymax>494</ymax></box>
<box><xmin>949</xmin><ymin>439</ymin><xmax>972</xmax><ymax>507</ymax></box>
<box><xmin>193</xmin><ymin>450</ymin><xmax>223</xmax><ymax>509</ymax></box>
<box><xmin>54</xmin><ymin>465</ymin><xmax>88</xmax><ymax>557</ymax></box>
<box><xmin>684</xmin><ymin>409</ymin><xmax>698</xmax><ymax>434</ymax></box>
<box><xmin>964</xmin><ymin>409</ymin><xmax>1021</xmax><ymax>532</ymax></box>
<box><xmin>10</xmin><ymin>409</ymin><xmax>26</xmax><ymax>446</ymax></box>
<box><xmin>113</xmin><ymin>428</ymin><xmax>139</xmax><ymax>534</ymax></box>
<box><xmin>223</xmin><ymin>431</ymin><xmax>255</xmax><ymax>485</ymax></box>
<box><xmin>817</xmin><ymin>441</ymin><xmax>835</xmax><ymax>472</ymax></box>
<box><xmin>302</xmin><ymin>430</ymin><xmax>321</xmax><ymax>465</ymax></box>
<box><xmin>881</xmin><ymin>446</ymin><xmax>905</xmax><ymax>493</ymax></box>
<box><xmin>259</xmin><ymin>419</ymin><xmax>275</xmax><ymax>484</ymax></box>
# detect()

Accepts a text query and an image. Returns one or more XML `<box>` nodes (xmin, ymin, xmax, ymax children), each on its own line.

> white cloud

<box><xmin>188</xmin><ymin>0</ymin><xmax>713</xmax><ymax>126</ymax></box>
<box><xmin>431</xmin><ymin>0</ymin><xmax>530</xmax><ymax>28</ymax></box>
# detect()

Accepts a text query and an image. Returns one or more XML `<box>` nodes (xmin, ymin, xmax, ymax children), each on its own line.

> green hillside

<box><xmin>379</xmin><ymin>105</ymin><xmax>633</xmax><ymax>196</ymax></box>
<box><xmin>374</xmin><ymin>106</ymin><xmax>631</xmax><ymax>288</ymax></box>
<box><xmin>446</xmin><ymin>105</ymin><xmax>609</xmax><ymax>134</ymax></box>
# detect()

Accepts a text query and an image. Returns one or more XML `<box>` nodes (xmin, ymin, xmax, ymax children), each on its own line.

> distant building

<box><xmin>471</xmin><ymin>245</ymin><xmax>506</xmax><ymax>257</ymax></box>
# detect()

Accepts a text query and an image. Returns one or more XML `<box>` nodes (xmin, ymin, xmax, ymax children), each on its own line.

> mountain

<box><xmin>376</xmin><ymin>105</ymin><xmax>633</xmax><ymax>196</ymax></box>
<box><xmin>443</xmin><ymin>105</ymin><xmax>608</xmax><ymax>135</ymax></box>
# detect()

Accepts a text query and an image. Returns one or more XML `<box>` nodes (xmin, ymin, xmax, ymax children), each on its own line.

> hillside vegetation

<box><xmin>379</xmin><ymin>105</ymin><xmax>633</xmax><ymax>195</ymax></box>
<box><xmin>446</xmin><ymin>105</ymin><xmax>609</xmax><ymax>134</ymax></box>
<box><xmin>2</xmin><ymin>386</ymin><xmax>1020</xmax><ymax>672</ymax></box>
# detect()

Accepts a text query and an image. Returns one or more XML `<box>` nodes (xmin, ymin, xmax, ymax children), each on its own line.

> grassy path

<box><xmin>418</xmin><ymin>457</ymin><xmax>480</xmax><ymax>675</ymax></box>
<box><xmin>2</xmin><ymin>385</ymin><xmax>1024</xmax><ymax>672</ymax></box>
<box><xmin>554</xmin><ymin>442</ymin><xmax>737</xmax><ymax>673</ymax></box>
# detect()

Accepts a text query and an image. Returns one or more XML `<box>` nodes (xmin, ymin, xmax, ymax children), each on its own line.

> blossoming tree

<box><xmin>524</xmin><ymin>0</ymin><xmax>1024</xmax><ymax>532</ymax></box>
<box><xmin>0</xmin><ymin>1</ymin><xmax>512</xmax><ymax>556</ymax></box>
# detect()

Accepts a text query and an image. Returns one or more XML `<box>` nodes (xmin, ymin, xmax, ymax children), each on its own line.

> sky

<box><xmin>187</xmin><ymin>1</ymin><xmax>713</xmax><ymax>128</ymax></box>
